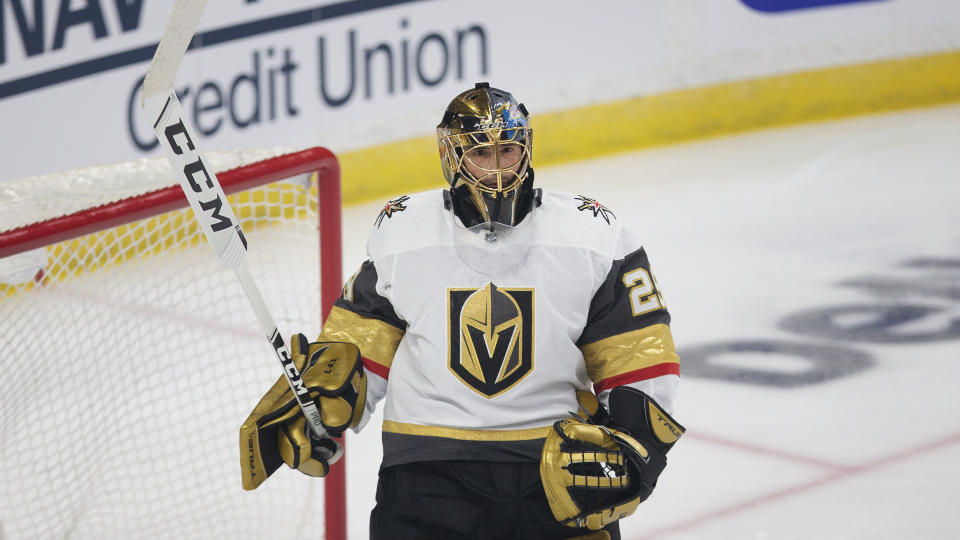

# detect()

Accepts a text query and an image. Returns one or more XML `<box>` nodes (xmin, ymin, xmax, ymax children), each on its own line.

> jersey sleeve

<box><xmin>576</xmin><ymin>241</ymin><xmax>679</xmax><ymax>402</ymax></box>
<box><xmin>317</xmin><ymin>259</ymin><xmax>406</xmax><ymax>431</ymax></box>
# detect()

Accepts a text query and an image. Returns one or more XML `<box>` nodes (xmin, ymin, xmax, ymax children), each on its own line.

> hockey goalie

<box><xmin>241</xmin><ymin>83</ymin><xmax>685</xmax><ymax>540</ymax></box>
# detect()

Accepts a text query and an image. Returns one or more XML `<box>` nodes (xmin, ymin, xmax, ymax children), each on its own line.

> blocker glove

<box><xmin>539</xmin><ymin>387</ymin><xmax>684</xmax><ymax>530</ymax></box>
<box><xmin>239</xmin><ymin>334</ymin><xmax>366</xmax><ymax>490</ymax></box>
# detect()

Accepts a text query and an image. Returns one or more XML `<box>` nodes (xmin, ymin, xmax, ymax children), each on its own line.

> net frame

<box><xmin>0</xmin><ymin>146</ymin><xmax>346</xmax><ymax>540</ymax></box>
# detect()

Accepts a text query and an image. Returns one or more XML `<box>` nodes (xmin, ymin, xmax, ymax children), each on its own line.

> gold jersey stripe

<box><xmin>318</xmin><ymin>305</ymin><xmax>403</xmax><ymax>370</ymax></box>
<box><xmin>383</xmin><ymin>420</ymin><xmax>554</xmax><ymax>441</ymax></box>
<box><xmin>580</xmin><ymin>323</ymin><xmax>679</xmax><ymax>384</ymax></box>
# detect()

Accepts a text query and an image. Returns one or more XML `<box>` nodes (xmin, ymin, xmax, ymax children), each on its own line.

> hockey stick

<box><xmin>141</xmin><ymin>0</ymin><xmax>342</xmax><ymax>464</ymax></box>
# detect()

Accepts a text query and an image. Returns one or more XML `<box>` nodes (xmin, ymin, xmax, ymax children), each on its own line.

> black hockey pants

<box><xmin>369</xmin><ymin>460</ymin><xmax>621</xmax><ymax>540</ymax></box>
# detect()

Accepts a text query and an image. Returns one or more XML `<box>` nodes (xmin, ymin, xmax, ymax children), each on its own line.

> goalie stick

<box><xmin>140</xmin><ymin>0</ymin><xmax>342</xmax><ymax>464</ymax></box>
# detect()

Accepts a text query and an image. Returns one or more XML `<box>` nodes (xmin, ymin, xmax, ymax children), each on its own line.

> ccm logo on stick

<box><xmin>271</xmin><ymin>332</ymin><xmax>309</xmax><ymax>396</ymax></box>
<box><xmin>161</xmin><ymin>113</ymin><xmax>234</xmax><ymax>233</ymax></box>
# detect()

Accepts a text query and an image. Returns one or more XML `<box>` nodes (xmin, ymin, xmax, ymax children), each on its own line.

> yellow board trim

<box><xmin>580</xmin><ymin>323</ymin><xmax>679</xmax><ymax>384</ymax></box>
<box><xmin>382</xmin><ymin>420</ymin><xmax>553</xmax><ymax>441</ymax></box>
<box><xmin>338</xmin><ymin>50</ymin><xmax>960</xmax><ymax>206</ymax></box>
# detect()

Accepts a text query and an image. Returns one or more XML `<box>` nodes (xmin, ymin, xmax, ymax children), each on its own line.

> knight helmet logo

<box><xmin>448</xmin><ymin>283</ymin><xmax>534</xmax><ymax>398</ymax></box>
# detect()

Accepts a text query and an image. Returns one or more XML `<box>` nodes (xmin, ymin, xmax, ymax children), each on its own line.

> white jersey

<box><xmin>319</xmin><ymin>189</ymin><xmax>678</xmax><ymax>467</ymax></box>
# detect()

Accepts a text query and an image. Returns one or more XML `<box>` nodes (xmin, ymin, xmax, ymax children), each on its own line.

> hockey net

<box><xmin>0</xmin><ymin>147</ymin><xmax>343</xmax><ymax>539</ymax></box>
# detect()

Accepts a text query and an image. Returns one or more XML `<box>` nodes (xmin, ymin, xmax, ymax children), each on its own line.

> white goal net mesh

<box><xmin>0</xmin><ymin>148</ymin><xmax>339</xmax><ymax>539</ymax></box>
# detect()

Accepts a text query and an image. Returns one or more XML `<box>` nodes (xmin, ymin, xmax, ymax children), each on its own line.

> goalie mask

<box><xmin>438</xmin><ymin>82</ymin><xmax>534</xmax><ymax>228</ymax></box>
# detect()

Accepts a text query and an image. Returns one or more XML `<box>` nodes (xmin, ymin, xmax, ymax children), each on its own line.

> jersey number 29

<box><xmin>623</xmin><ymin>267</ymin><xmax>665</xmax><ymax>316</ymax></box>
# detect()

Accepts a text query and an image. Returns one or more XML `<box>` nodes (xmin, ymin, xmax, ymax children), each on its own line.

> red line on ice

<box><xmin>685</xmin><ymin>430</ymin><xmax>852</xmax><ymax>471</ymax></box>
<box><xmin>630</xmin><ymin>431</ymin><xmax>960</xmax><ymax>539</ymax></box>
<box><xmin>50</xmin><ymin>284</ymin><xmax>260</xmax><ymax>339</ymax></box>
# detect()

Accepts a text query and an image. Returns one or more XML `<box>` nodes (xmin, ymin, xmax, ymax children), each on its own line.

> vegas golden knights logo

<box><xmin>448</xmin><ymin>283</ymin><xmax>534</xmax><ymax>397</ymax></box>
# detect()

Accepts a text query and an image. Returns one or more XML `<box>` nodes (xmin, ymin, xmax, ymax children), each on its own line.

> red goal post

<box><xmin>0</xmin><ymin>147</ymin><xmax>347</xmax><ymax>540</ymax></box>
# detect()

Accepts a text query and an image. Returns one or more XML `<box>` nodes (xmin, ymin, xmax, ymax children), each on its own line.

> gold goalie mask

<box><xmin>540</xmin><ymin>388</ymin><xmax>685</xmax><ymax>530</ymax></box>
<box><xmin>438</xmin><ymin>82</ymin><xmax>534</xmax><ymax>228</ymax></box>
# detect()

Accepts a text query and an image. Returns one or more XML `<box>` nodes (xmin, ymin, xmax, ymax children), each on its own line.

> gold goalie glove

<box><xmin>239</xmin><ymin>334</ymin><xmax>366</xmax><ymax>490</ymax></box>
<box><xmin>540</xmin><ymin>388</ymin><xmax>685</xmax><ymax>530</ymax></box>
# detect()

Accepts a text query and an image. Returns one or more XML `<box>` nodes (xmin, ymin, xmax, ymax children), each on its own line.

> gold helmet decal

<box><xmin>447</xmin><ymin>283</ymin><xmax>534</xmax><ymax>397</ymax></box>
<box><xmin>461</xmin><ymin>283</ymin><xmax>522</xmax><ymax>383</ymax></box>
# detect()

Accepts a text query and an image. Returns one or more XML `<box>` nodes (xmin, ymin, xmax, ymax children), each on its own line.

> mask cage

<box><xmin>438</xmin><ymin>126</ymin><xmax>532</xmax><ymax>194</ymax></box>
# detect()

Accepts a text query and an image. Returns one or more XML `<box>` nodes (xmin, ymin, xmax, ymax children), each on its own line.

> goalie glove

<box><xmin>606</xmin><ymin>386</ymin><xmax>685</xmax><ymax>491</ymax></box>
<box><xmin>539</xmin><ymin>388</ymin><xmax>684</xmax><ymax>530</ymax></box>
<box><xmin>239</xmin><ymin>334</ymin><xmax>366</xmax><ymax>490</ymax></box>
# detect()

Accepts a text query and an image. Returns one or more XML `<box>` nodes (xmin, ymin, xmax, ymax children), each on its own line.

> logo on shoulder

<box><xmin>574</xmin><ymin>195</ymin><xmax>615</xmax><ymax>225</ymax></box>
<box><xmin>375</xmin><ymin>195</ymin><xmax>410</xmax><ymax>227</ymax></box>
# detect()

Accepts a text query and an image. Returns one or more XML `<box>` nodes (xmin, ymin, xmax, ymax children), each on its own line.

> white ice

<box><xmin>341</xmin><ymin>103</ymin><xmax>960</xmax><ymax>539</ymax></box>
